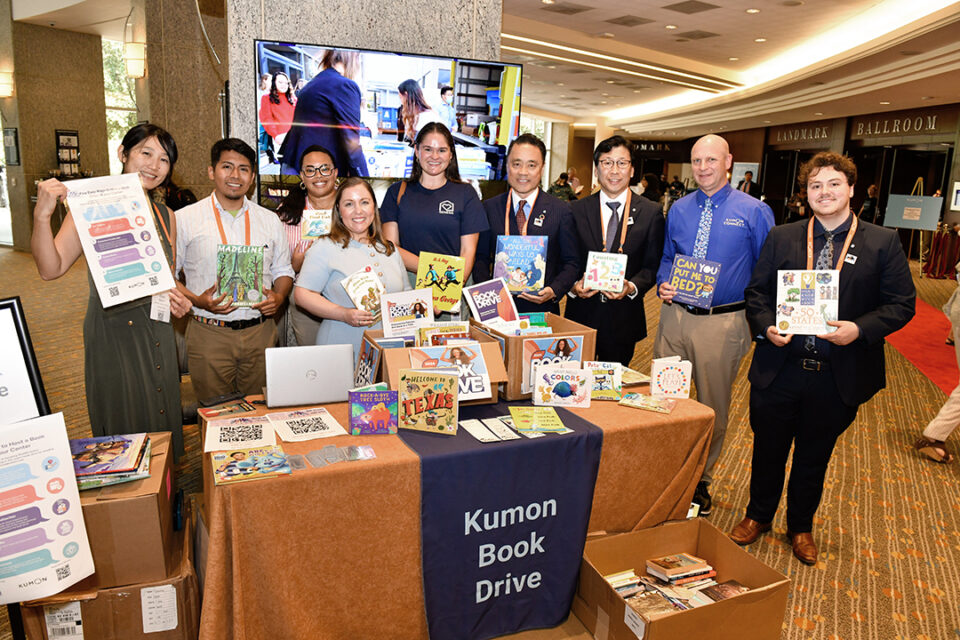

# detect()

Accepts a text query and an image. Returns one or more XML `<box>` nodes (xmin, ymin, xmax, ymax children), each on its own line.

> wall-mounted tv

<box><xmin>255</xmin><ymin>39</ymin><xmax>523</xmax><ymax>209</ymax></box>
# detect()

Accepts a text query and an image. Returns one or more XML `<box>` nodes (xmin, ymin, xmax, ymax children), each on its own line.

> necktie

<box><xmin>516</xmin><ymin>200</ymin><xmax>527</xmax><ymax>234</ymax></box>
<box><xmin>605</xmin><ymin>201</ymin><xmax>621</xmax><ymax>252</ymax></box>
<box><xmin>805</xmin><ymin>230</ymin><xmax>835</xmax><ymax>352</ymax></box>
<box><xmin>741</xmin><ymin>182</ymin><xmax>748</xmax><ymax>192</ymax></box>
<box><xmin>692</xmin><ymin>198</ymin><xmax>713</xmax><ymax>259</ymax></box>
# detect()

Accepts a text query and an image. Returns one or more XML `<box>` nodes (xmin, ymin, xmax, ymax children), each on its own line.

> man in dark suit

<box><xmin>565</xmin><ymin>136</ymin><xmax>664</xmax><ymax>365</ymax></box>
<box><xmin>472</xmin><ymin>134</ymin><xmax>580</xmax><ymax>315</ymax></box>
<box><xmin>729</xmin><ymin>152</ymin><xmax>915</xmax><ymax>565</ymax></box>
<box><xmin>736</xmin><ymin>171</ymin><xmax>761</xmax><ymax>198</ymax></box>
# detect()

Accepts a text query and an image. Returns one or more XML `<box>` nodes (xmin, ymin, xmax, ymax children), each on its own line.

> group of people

<box><xmin>34</xmin><ymin>119</ymin><xmax>926</xmax><ymax>568</ymax></box>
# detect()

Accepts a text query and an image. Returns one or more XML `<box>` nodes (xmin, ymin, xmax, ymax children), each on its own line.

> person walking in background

<box><xmin>858</xmin><ymin>184</ymin><xmax>878</xmax><ymax>222</ymax></box>
<box><xmin>547</xmin><ymin>172</ymin><xmax>576</xmax><ymax>201</ymax></box>
<box><xmin>259</xmin><ymin>72</ymin><xmax>296</xmax><ymax>165</ymax></box>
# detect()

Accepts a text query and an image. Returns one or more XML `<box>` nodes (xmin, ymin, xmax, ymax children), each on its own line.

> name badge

<box><xmin>627</xmin><ymin>217</ymin><xmax>634</xmax><ymax>225</ymax></box>
<box><xmin>844</xmin><ymin>254</ymin><xmax>857</xmax><ymax>265</ymax></box>
<box><xmin>533</xmin><ymin>214</ymin><xmax>545</xmax><ymax>227</ymax></box>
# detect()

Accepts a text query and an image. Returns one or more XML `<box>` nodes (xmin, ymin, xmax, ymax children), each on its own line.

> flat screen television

<box><xmin>255</xmin><ymin>39</ymin><xmax>523</xmax><ymax>209</ymax></box>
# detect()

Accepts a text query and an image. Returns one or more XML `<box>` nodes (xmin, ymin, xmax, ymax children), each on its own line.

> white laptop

<box><xmin>264</xmin><ymin>344</ymin><xmax>354</xmax><ymax>408</ymax></box>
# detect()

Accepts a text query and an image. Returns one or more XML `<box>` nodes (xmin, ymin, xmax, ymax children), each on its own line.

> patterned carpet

<box><xmin>1</xmin><ymin>247</ymin><xmax>958</xmax><ymax>640</ymax></box>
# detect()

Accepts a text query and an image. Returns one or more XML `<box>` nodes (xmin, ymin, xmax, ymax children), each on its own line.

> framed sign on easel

<box><xmin>0</xmin><ymin>296</ymin><xmax>50</xmax><ymax>422</ymax></box>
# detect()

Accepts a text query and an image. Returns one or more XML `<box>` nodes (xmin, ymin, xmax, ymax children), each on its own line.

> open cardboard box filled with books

<box><xmin>572</xmin><ymin>518</ymin><xmax>790</xmax><ymax>640</ymax></box>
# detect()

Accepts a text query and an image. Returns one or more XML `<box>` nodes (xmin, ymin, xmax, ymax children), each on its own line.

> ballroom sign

<box><xmin>849</xmin><ymin>106</ymin><xmax>958</xmax><ymax>140</ymax></box>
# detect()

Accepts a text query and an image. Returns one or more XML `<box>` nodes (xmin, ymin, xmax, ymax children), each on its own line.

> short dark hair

<box><xmin>798</xmin><ymin>152</ymin><xmax>857</xmax><ymax>189</ymax></box>
<box><xmin>507</xmin><ymin>133</ymin><xmax>546</xmax><ymax>162</ymax></box>
<box><xmin>593</xmin><ymin>135</ymin><xmax>634</xmax><ymax>166</ymax></box>
<box><xmin>744</xmin><ymin>171</ymin><xmax>753</xmax><ymax>177</ymax></box>
<box><xmin>440</xmin><ymin>86</ymin><xmax>453</xmax><ymax>95</ymax></box>
<box><xmin>119</xmin><ymin>124</ymin><xmax>178</xmax><ymax>187</ymax></box>
<box><xmin>210</xmin><ymin>138</ymin><xmax>256</xmax><ymax>169</ymax></box>
<box><xmin>558</xmin><ymin>172</ymin><xmax>569</xmax><ymax>181</ymax></box>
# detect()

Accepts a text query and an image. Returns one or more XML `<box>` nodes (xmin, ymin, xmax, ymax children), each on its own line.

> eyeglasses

<box><xmin>598</xmin><ymin>159</ymin><xmax>631</xmax><ymax>169</ymax></box>
<box><xmin>301</xmin><ymin>165</ymin><xmax>334</xmax><ymax>177</ymax></box>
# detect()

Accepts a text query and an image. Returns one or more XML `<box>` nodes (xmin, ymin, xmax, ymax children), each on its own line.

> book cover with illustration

<box><xmin>463</xmin><ymin>278</ymin><xmax>518</xmax><ymax>326</ymax></box>
<box><xmin>493</xmin><ymin>235</ymin><xmax>548</xmax><ymax>293</ymax></box>
<box><xmin>651</xmin><ymin>356</ymin><xmax>692</xmax><ymax>398</ymax></box>
<box><xmin>584</xmin><ymin>360</ymin><xmax>623</xmax><ymax>400</ymax></box>
<box><xmin>583</xmin><ymin>251</ymin><xmax>628</xmax><ymax>292</ymax></box>
<box><xmin>419</xmin><ymin>321</ymin><xmax>471</xmax><ymax>346</ymax></box>
<box><xmin>211</xmin><ymin>445</ymin><xmax>291</xmax><ymax>485</ymax></box>
<box><xmin>349</xmin><ymin>389</ymin><xmax>399</xmax><ymax>435</ymax></box>
<box><xmin>619</xmin><ymin>393</ymin><xmax>677</xmax><ymax>414</ymax></box>
<box><xmin>301</xmin><ymin>209</ymin><xmax>333</xmax><ymax>238</ymax></box>
<box><xmin>76</xmin><ymin>439</ymin><xmax>152</xmax><ymax>491</ymax></box>
<box><xmin>342</xmin><ymin>266</ymin><xmax>385</xmax><ymax>322</ymax></box>
<box><xmin>415</xmin><ymin>251</ymin><xmax>465</xmax><ymax>313</ymax></box>
<box><xmin>216</xmin><ymin>244</ymin><xmax>263</xmax><ymax>307</ymax></box>
<box><xmin>533</xmin><ymin>364</ymin><xmax>591</xmax><ymax>408</ymax></box>
<box><xmin>668</xmin><ymin>254</ymin><xmax>722</xmax><ymax>309</ymax></box>
<box><xmin>408</xmin><ymin>341</ymin><xmax>491</xmax><ymax>401</ymax></box>
<box><xmin>397</xmin><ymin>368</ymin><xmax>458</xmax><ymax>435</ymax></box>
<box><xmin>354</xmin><ymin>335</ymin><xmax>383</xmax><ymax>388</ymax></box>
<box><xmin>776</xmin><ymin>269</ymin><xmax>840</xmax><ymax>335</ymax></box>
<box><xmin>381</xmin><ymin>288</ymin><xmax>435</xmax><ymax>338</ymax></box>
<box><xmin>520</xmin><ymin>335</ymin><xmax>583</xmax><ymax>394</ymax></box>
<box><xmin>71</xmin><ymin>433</ymin><xmax>149</xmax><ymax>476</ymax></box>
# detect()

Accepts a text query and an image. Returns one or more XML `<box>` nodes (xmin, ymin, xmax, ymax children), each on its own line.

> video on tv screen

<box><xmin>255</xmin><ymin>40</ymin><xmax>523</xmax><ymax>209</ymax></box>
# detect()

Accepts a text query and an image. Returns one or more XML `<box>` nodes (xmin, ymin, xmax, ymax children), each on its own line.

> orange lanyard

<box><xmin>211</xmin><ymin>194</ymin><xmax>251</xmax><ymax>246</ymax></box>
<box><xmin>503</xmin><ymin>189</ymin><xmax>539</xmax><ymax>236</ymax></box>
<box><xmin>150</xmin><ymin>201</ymin><xmax>175</xmax><ymax>264</ymax></box>
<box><xmin>600</xmin><ymin>190</ymin><xmax>631</xmax><ymax>254</ymax></box>
<box><xmin>806</xmin><ymin>215</ymin><xmax>857</xmax><ymax>270</ymax></box>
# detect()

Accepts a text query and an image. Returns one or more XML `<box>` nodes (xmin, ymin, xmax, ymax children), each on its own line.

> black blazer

<box><xmin>565</xmin><ymin>192</ymin><xmax>664</xmax><ymax>344</ymax></box>
<box><xmin>473</xmin><ymin>189</ymin><xmax>580</xmax><ymax>313</ymax></box>
<box><xmin>745</xmin><ymin>218</ymin><xmax>915</xmax><ymax>406</ymax></box>
<box><xmin>736</xmin><ymin>180</ymin><xmax>761</xmax><ymax>198</ymax></box>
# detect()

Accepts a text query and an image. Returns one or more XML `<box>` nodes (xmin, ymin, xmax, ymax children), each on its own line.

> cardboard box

<box><xmin>572</xmin><ymin>518</ymin><xmax>790</xmax><ymax>640</ymax></box>
<box><xmin>471</xmin><ymin>313</ymin><xmax>597</xmax><ymax>400</ymax></box>
<box><xmin>77</xmin><ymin>431</ymin><xmax>176</xmax><ymax>590</ymax></box>
<box><xmin>364</xmin><ymin>327</ymin><xmax>509</xmax><ymax>405</ymax></box>
<box><xmin>22</xmin><ymin>515</ymin><xmax>199</xmax><ymax>640</ymax></box>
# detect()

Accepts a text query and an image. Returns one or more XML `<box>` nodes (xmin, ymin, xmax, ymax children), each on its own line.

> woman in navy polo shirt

<box><xmin>381</xmin><ymin>122</ymin><xmax>488</xmax><ymax>282</ymax></box>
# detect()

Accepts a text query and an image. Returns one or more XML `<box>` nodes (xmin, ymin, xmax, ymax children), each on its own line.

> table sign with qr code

<box><xmin>203</xmin><ymin>416</ymin><xmax>277</xmax><ymax>452</ymax></box>
<box><xmin>0</xmin><ymin>413</ymin><xmax>95</xmax><ymax>603</ymax></box>
<box><xmin>265</xmin><ymin>407</ymin><xmax>347</xmax><ymax>442</ymax></box>
<box><xmin>64</xmin><ymin>173</ymin><xmax>177</xmax><ymax>308</ymax></box>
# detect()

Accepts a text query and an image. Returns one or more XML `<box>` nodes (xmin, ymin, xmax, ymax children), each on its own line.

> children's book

<box><xmin>520</xmin><ymin>335</ymin><xmax>584</xmax><ymax>394</ymax></box>
<box><xmin>408</xmin><ymin>341</ymin><xmax>491</xmax><ymax>401</ymax></box>
<box><xmin>417</xmin><ymin>321</ymin><xmax>471</xmax><ymax>347</ymax></box>
<box><xmin>776</xmin><ymin>269</ymin><xmax>840</xmax><ymax>335</ymax></box>
<box><xmin>374</xmin><ymin>337</ymin><xmax>407</xmax><ymax>349</ymax></box>
<box><xmin>583</xmin><ymin>251</ymin><xmax>628</xmax><ymax>292</ymax></box>
<box><xmin>415</xmin><ymin>251</ymin><xmax>465</xmax><ymax>314</ymax></box>
<box><xmin>301</xmin><ymin>209</ymin><xmax>333</xmax><ymax>238</ymax></box>
<box><xmin>203</xmin><ymin>416</ymin><xmax>276</xmax><ymax>453</ymax></box>
<box><xmin>216</xmin><ymin>244</ymin><xmax>263</xmax><ymax>307</ymax></box>
<box><xmin>355</xmin><ymin>335</ymin><xmax>382</xmax><ymax>388</ymax></box>
<box><xmin>621</xmin><ymin>366</ymin><xmax>651</xmax><ymax>386</ymax></box>
<box><xmin>71</xmin><ymin>433</ymin><xmax>149</xmax><ymax>477</ymax></box>
<box><xmin>651</xmin><ymin>356</ymin><xmax>692</xmax><ymax>398</ymax></box>
<box><xmin>507</xmin><ymin>406</ymin><xmax>568</xmax><ymax>432</ymax></box>
<box><xmin>211</xmin><ymin>445</ymin><xmax>291</xmax><ymax>485</ymax></box>
<box><xmin>519</xmin><ymin>312</ymin><xmax>548</xmax><ymax>327</ymax></box>
<box><xmin>533</xmin><ymin>364</ymin><xmax>592</xmax><ymax>408</ymax></box>
<box><xmin>266</xmin><ymin>407</ymin><xmax>348</xmax><ymax>442</ymax></box>
<box><xmin>342</xmin><ymin>266</ymin><xmax>385</xmax><ymax>322</ymax></box>
<box><xmin>463</xmin><ymin>278</ymin><xmax>518</xmax><ymax>326</ymax></box>
<box><xmin>584</xmin><ymin>360</ymin><xmax>623</xmax><ymax>400</ymax></box>
<box><xmin>349</xmin><ymin>389</ymin><xmax>399</xmax><ymax>434</ymax></box>
<box><xmin>76</xmin><ymin>439</ymin><xmax>152</xmax><ymax>490</ymax></box>
<box><xmin>397</xmin><ymin>368</ymin><xmax>458</xmax><ymax>435</ymax></box>
<box><xmin>667</xmin><ymin>254</ymin><xmax>722</xmax><ymax>309</ymax></box>
<box><xmin>619</xmin><ymin>393</ymin><xmax>677</xmax><ymax>414</ymax></box>
<box><xmin>493</xmin><ymin>235</ymin><xmax>548</xmax><ymax>293</ymax></box>
<box><xmin>381</xmin><ymin>288</ymin><xmax>435</xmax><ymax>338</ymax></box>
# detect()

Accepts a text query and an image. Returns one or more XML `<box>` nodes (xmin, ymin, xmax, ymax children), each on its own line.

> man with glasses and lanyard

<box><xmin>654</xmin><ymin>134</ymin><xmax>775</xmax><ymax>516</ymax></box>
<box><xmin>176</xmin><ymin>138</ymin><xmax>294</xmax><ymax>402</ymax></box>
<box><xmin>566</xmin><ymin>135</ymin><xmax>664</xmax><ymax>366</ymax></box>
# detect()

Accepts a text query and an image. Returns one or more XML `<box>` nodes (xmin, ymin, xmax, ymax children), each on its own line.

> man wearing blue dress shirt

<box><xmin>654</xmin><ymin>134</ymin><xmax>775</xmax><ymax>515</ymax></box>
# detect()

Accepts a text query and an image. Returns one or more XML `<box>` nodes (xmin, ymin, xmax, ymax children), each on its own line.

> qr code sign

<box><xmin>287</xmin><ymin>417</ymin><xmax>330</xmax><ymax>435</ymax></box>
<box><xmin>55</xmin><ymin>565</ymin><xmax>70</xmax><ymax>581</ymax></box>
<box><xmin>218</xmin><ymin>424</ymin><xmax>264</xmax><ymax>444</ymax></box>
<box><xmin>108</xmin><ymin>286</ymin><xmax>119</xmax><ymax>297</ymax></box>
<box><xmin>149</xmin><ymin>275</ymin><xmax>159</xmax><ymax>286</ymax></box>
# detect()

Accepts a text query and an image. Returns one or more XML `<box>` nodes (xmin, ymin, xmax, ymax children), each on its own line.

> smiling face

<box><xmin>120</xmin><ymin>136</ymin><xmax>170</xmax><ymax>191</ymax></box>
<box><xmin>274</xmin><ymin>73</ymin><xmax>290</xmax><ymax>94</ymax></box>
<box><xmin>208</xmin><ymin>150</ymin><xmax>254</xmax><ymax>204</ymax></box>
<box><xmin>691</xmin><ymin>135</ymin><xmax>732</xmax><ymax>197</ymax></box>
<box><xmin>337</xmin><ymin>183</ymin><xmax>376</xmax><ymax>240</ymax></box>
<box><xmin>300</xmin><ymin>150</ymin><xmax>338</xmax><ymax>202</ymax></box>
<box><xmin>507</xmin><ymin>143</ymin><xmax>543</xmax><ymax>199</ymax></box>
<box><xmin>806</xmin><ymin>166</ymin><xmax>853</xmax><ymax>223</ymax></box>
<box><xmin>416</xmin><ymin>132</ymin><xmax>452</xmax><ymax>178</ymax></box>
<box><xmin>595</xmin><ymin>145</ymin><xmax>634</xmax><ymax>198</ymax></box>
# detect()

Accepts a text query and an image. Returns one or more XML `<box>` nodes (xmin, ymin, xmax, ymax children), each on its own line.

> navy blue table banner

<box><xmin>398</xmin><ymin>402</ymin><xmax>604</xmax><ymax>640</ymax></box>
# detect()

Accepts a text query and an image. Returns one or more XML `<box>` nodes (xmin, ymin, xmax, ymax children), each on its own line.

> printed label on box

<box><xmin>44</xmin><ymin>601</ymin><xmax>83</xmax><ymax>638</ymax></box>
<box><xmin>141</xmin><ymin>583</ymin><xmax>179</xmax><ymax>633</ymax></box>
<box><xmin>623</xmin><ymin>605</ymin><xmax>647</xmax><ymax>639</ymax></box>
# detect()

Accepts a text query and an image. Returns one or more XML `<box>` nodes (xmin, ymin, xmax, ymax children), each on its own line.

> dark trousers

<box><xmin>595</xmin><ymin>336</ymin><xmax>637</xmax><ymax>368</ymax></box>
<box><xmin>746</xmin><ymin>359</ymin><xmax>859</xmax><ymax>532</ymax></box>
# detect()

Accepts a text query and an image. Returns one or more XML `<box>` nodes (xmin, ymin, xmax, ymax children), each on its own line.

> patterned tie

<box><xmin>605</xmin><ymin>201</ymin><xmax>621</xmax><ymax>252</ymax></box>
<box><xmin>516</xmin><ymin>200</ymin><xmax>527</xmax><ymax>233</ymax></box>
<box><xmin>692</xmin><ymin>197</ymin><xmax>713</xmax><ymax>259</ymax></box>
<box><xmin>805</xmin><ymin>230</ymin><xmax>835</xmax><ymax>352</ymax></box>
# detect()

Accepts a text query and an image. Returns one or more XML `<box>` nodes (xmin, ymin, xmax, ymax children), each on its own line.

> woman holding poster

<box><xmin>30</xmin><ymin>124</ymin><xmax>189</xmax><ymax>458</ymax></box>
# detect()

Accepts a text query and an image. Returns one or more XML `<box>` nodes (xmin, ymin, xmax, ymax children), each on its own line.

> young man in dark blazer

<box><xmin>730</xmin><ymin>152</ymin><xmax>915</xmax><ymax>565</ymax></box>
<box><xmin>472</xmin><ymin>133</ymin><xmax>579</xmax><ymax>315</ymax></box>
<box><xmin>565</xmin><ymin>136</ymin><xmax>664</xmax><ymax>366</ymax></box>
<box><xmin>736</xmin><ymin>171</ymin><xmax>761</xmax><ymax>198</ymax></box>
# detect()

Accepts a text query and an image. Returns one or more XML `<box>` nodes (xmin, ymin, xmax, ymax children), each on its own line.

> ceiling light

<box><xmin>596</xmin><ymin>32</ymin><xmax>616</xmax><ymax>39</ymax></box>
<box><xmin>665</xmin><ymin>24</ymin><xmax>678</xmax><ymax>29</ymax></box>
<box><xmin>728</xmin><ymin>57</ymin><xmax>739</xmax><ymax>61</ymax></box>
<box><xmin>879</xmin><ymin>101</ymin><xmax>891</xmax><ymax>105</ymax></box>
<box><xmin>546</xmin><ymin>65</ymin><xmax>556</xmax><ymax>69</ymax></box>
<box><xmin>763</xmin><ymin>120</ymin><xmax>771</xmax><ymax>123</ymax></box>
<box><xmin>573</xmin><ymin>122</ymin><xmax>596</xmax><ymax>127</ymax></box>
<box><xmin>754</xmin><ymin>37</ymin><xmax>767</xmax><ymax>43</ymax></box>
<box><xmin>606</xmin><ymin>80</ymin><xmax>616</xmax><ymax>84</ymax></box>
<box><xmin>746</xmin><ymin>8</ymin><xmax>760</xmax><ymax>13</ymax></box>
<box><xmin>541</xmin><ymin>0</ymin><xmax>555</xmax><ymax>4</ymax></box>
<box><xmin>814</xmin><ymin>112</ymin><xmax>823</xmax><ymax>115</ymax></box>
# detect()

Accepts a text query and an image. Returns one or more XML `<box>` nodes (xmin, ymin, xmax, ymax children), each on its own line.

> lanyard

<box><xmin>150</xmin><ymin>201</ymin><xmax>175</xmax><ymax>265</ymax></box>
<box><xmin>806</xmin><ymin>215</ymin><xmax>857</xmax><ymax>270</ymax></box>
<box><xmin>600</xmin><ymin>190</ymin><xmax>631</xmax><ymax>254</ymax></box>
<box><xmin>211</xmin><ymin>194</ymin><xmax>251</xmax><ymax>246</ymax></box>
<box><xmin>503</xmin><ymin>189</ymin><xmax>539</xmax><ymax>236</ymax></box>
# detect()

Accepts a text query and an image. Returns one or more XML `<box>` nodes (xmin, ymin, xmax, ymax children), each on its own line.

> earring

<box><xmin>299</xmin><ymin>182</ymin><xmax>306</xmax><ymax>191</ymax></box>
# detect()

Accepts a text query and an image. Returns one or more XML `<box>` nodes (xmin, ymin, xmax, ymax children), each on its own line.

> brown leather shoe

<box><xmin>787</xmin><ymin>531</ymin><xmax>818</xmax><ymax>565</ymax></box>
<box><xmin>729</xmin><ymin>517</ymin><xmax>772</xmax><ymax>545</ymax></box>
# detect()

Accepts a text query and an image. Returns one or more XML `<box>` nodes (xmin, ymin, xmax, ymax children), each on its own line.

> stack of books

<box><xmin>603</xmin><ymin>569</ymin><xmax>643</xmax><ymax>598</ymax></box>
<box><xmin>646</xmin><ymin>552</ymin><xmax>716</xmax><ymax>586</ymax></box>
<box><xmin>70</xmin><ymin>433</ymin><xmax>151</xmax><ymax>491</ymax></box>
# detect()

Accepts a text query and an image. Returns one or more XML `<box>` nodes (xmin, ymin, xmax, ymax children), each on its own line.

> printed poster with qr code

<box><xmin>265</xmin><ymin>407</ymin><xmax>347</xmax><ymax>442</ymax></box>
<box><xmin>0</xmin><ymin>413</ymin><xmax>95</xmax><ymax>604</ymax></box>
<box><xmin>776</xmin><ymin>270</ymin><xmax>839</xmax><ymax>335</ymax></box>
<box><xmin>64</xmin><ymin>173</ymin><xmax>176</xmax><ymax>308</ymax></box>
<box><xmin>203</xmin><ymin>416</ymin><xmax>277</xmax><ymax>452</ymax></box>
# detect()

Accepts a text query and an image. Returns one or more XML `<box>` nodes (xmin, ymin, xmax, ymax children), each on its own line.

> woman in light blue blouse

<box><xmin>294</xmin><ymin>177</ymin><xmax>409</xmax><ymax>355</ymax></box>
